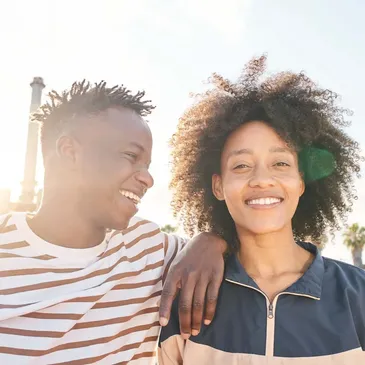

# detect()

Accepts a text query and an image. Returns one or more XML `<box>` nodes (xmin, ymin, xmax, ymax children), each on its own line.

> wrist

<box><xmin>196</xmin><ymin>232</ymin><xmax>227</xmax><ymax>254</ymax></box>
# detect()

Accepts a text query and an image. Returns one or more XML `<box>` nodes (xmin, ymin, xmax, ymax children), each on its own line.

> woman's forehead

<box><xmin>223</xmin><ymin>121</ymin><xmax>290</xmax><ymax>154</ymax></box>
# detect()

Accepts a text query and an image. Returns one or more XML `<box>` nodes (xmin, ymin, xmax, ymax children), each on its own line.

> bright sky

<box><xmin>0</xmin><ymin>0</ymin><xmax>364</xmax><ymax>262</ymax></box>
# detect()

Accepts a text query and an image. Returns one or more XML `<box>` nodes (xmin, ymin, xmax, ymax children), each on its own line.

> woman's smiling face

<box><xmin>212</xmin><ymin>120</ymin><xmax>305</xmax><ymax>236</ymax></box>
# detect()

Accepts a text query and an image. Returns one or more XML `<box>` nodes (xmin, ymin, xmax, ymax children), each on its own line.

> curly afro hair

<box><xmin>169</xmin><ymin>55</ymin><xmax>362</xmax><ymax>251</ymax></box>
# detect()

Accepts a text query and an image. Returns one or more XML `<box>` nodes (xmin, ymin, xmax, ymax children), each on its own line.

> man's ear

<box><xmin>55</xmin><ymin>135</ymin><xmax>80</xmax><ymax>168</ymax></box>
<box><xmin>212</xmin><ymin>174</ymin><xmax>225</xmax><ymax>201</ymax></box>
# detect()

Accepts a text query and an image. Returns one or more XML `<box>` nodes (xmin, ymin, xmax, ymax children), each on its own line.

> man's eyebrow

<box><xmin>129</xmin><ymin>142</ymin><xmax>145</xmax><ymax>152</ymax></box>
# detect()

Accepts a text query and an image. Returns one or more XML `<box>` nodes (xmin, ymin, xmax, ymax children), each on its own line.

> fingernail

<box><xmin>204</xmin><ymin>319</ymin><xmax>211</xmax><ymax>325</ymax></box>
<box><xmin>191</xmin><ymin>329</ymin><xmax>199</xmax><ymax>336</ymax></box>
<box><xmin>181</xmin><ymin>333</ymin><xmax>190</xmax><ymax>340</ymax></box>
<box><xmin>160</xmin><ymin>317</ymin><xmax>168</xmax><ymax>326</ymax></box>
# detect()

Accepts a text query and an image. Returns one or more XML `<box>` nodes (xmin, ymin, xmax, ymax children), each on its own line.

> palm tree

<box><xmin>343</xmin><ymin>223</ymin><xmax>365</xmax><ymax>268</ymax></box>
<box><xmin>161</xmin><ymin>224</ymin><xmax>177</xmax><ymax>234</ymax></box>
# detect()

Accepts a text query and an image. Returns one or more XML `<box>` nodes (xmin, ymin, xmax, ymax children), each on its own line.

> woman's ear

<box><xmin>299</xmin><ymin>172</ymin><xmax>305</xmax><ymax>197</ymax></box>
<box><xmin>212</xmin><ymin>174</ymin><xmax>225</xmax><ymax>201</ymax></box>
<box><xmin>300</xmin><ymin>180</ymin><xmax>305</xmax><ymax>197</ymax></box>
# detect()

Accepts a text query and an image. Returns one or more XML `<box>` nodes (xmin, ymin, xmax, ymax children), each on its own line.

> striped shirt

<box><xmin>0</xmin><ymin>212</ymin><xmax>186</xmax><ymax>365</ymax></box>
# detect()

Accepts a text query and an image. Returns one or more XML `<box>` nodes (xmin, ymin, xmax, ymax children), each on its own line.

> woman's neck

<box><xmin>237</xmin><ymin>226</ymin><xmax>313</xmax><ymax>279</ymax></box>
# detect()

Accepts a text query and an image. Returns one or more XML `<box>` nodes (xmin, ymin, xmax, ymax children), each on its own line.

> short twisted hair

<box><xmin>32</xmin><ymin>80</ymin><xmax>155</xmax><ymax>157</ymax></box>
<box><xmin>169</xmin><ymin>55</ymin><xmax>362</xmax><ymax>251</ymax></box>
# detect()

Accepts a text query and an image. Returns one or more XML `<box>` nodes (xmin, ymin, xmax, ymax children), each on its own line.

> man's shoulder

<box><xmin>108</xmin><ymin>216</ymin><xmax>163</xmax><ymax>242</ymax></box>
<box><xmin>128</xmin><ymin>215</ymin><xmax>159</xmax><ymax>228</ymax></box>
<box><xmin>115</xmin><ymin>217</ymin><xmax>185</xmax><ymax>254</ymax></box>
<box><xmin>126</xmin><ymin>216</ymin><xmax>162</xmax><ymax>233</ymax></box>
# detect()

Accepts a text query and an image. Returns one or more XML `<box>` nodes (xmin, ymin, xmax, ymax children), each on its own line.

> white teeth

<box><xmin>119</xmin><ymin>190</ymin><xmax>141</xmax><ymax>204</ymax></box>
<box><xmin>247</xmin><ymin>197</ymin><xmax>281</xmax><ymax>205</ymax></box>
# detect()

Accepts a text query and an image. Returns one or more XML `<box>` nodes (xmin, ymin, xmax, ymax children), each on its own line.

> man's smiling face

<box><xmin>72</xmin><ymin>107</ymin><xmax>154</xmax><ymax>230</ymax></box>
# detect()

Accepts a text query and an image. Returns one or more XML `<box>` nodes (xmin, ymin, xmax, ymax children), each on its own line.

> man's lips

<box><xmin>119</xmin><ymin>189</ymin><xmax>142</xmax><ymax>205</ymax></box>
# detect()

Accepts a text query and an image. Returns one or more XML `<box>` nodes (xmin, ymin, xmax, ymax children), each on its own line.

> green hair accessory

<box><xmin>298</xmin><ymin>147</ymin><xmax>336</xmax><ymax>183</ymax></box>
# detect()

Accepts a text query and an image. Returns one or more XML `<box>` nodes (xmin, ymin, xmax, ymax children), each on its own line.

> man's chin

<box><xmin>109</xmin><ymin>215</ymin><xmax>134</xmax><ymax>231</ymax></box>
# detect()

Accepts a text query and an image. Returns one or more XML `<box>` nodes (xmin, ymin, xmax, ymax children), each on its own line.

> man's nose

<box><xmin>136</xmin><ymin>168</ymin><xmax>154</xmax><ymax>191</ymax></box>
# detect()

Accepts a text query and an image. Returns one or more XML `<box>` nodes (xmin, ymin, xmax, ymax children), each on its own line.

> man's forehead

<box><xmin>105</xmin><ymin>107</ymin><xmax>150</xmax><ymax>132</ymax></box>
<box><xmin>83</xmin><ymin>107</ymin><xmax>147</xmax><ymax>130</ymax></box>
<box><xmin>105</xmin><ymin>106</ymin><xmax>144</xmax><ymax>122</ymax></box>
<box><xmin>74</xmin><ymin>107</ymin><xmax>151</xmax><ymax>146</ymax></box>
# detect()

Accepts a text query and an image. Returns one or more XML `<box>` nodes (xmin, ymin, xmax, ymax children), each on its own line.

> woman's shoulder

<box><xmin>322</xmin><ymin>256</ymin><xmax>365</xmax><ymax>293</ymax></box>
<box><xmin>323</xmin><ymin>255</ymin><xmax>365</xmax><ymax>275</ymax></box>
<box><xmin>299</xmin><ymin>241</ymin><xmax>365</xmax><ymax>287</ymax></box>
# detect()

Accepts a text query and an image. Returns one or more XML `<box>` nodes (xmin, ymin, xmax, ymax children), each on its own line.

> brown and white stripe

<box><xmin>0</xmin><ymin>212</ymin><xmax>186</xmax><ymax>364</ymax></box>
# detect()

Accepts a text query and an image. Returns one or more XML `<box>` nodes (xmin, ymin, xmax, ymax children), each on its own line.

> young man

<box><xmin>0</xmin><ymin>81</ymin><xmax>226</xmax><ymax>364</ymax></box>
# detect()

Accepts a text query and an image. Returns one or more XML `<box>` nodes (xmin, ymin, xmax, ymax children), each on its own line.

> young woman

<box><xmin>158</xmin><ymin>56</ymin><xmax>365</xmax><ymax>364</ymax></box>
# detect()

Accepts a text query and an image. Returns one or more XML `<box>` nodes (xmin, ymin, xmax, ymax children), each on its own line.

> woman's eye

<box><xmin>234</xmin><ymin>164</ymin><xmax>249</xmax><ymax>170</ymax></box>
<box><xmin>275</xmin><ymin>162</ymin><xmax>290</xmax><ymax>167</ymax></box>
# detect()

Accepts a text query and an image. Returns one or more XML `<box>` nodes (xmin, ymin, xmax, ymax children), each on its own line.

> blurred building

<box><xmin>11</xmin><ymin>77</ymin><xmax>45</xmax><ymax>212</ymax></box>
<box><xmin>0</xmin><ymin>189</ymin><xmax>11</xmax><ymax>214</ymax></box>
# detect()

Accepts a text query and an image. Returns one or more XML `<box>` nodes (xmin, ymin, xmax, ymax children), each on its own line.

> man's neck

<box><xmin>237</xmin><ymin>226</ymin><xmax>313</xmax><ymax>279</ymax></box>
<box><xmin>28</xmin><ymin>198</ymin><xmax>107</xmax><ymax>250</ymax></box>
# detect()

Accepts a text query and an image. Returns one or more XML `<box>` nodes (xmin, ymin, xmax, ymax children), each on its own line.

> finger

<box><xmin>204</xmin><ymin>274</ymin><xmax>222</xmax><ymax>325</ymax></box>
<box><xmin>178</xmin><ymin>276</ymin><xmax>196</xmax><ymax>339</ymax></box>
<box><xmin>159</xmin><ymin>276</ymin><xmax>179</xmax><ymax>327</ymax></box>
<box><xmin>191</xmin><ymin>278</ymin><xmax>209</xmax><ymax>336</ymax></box>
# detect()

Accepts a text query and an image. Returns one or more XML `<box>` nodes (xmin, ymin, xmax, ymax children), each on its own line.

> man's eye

<box><xmin>124</xmin><ymin>152</ymin><xmax>137</xmax><ymax>160</ymax></box>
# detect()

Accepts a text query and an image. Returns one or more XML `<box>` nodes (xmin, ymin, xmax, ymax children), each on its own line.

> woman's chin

<box><xmin>239</xmin><ymin>223</ymin><xmax>289</xmax><ymax>236</ymax></box>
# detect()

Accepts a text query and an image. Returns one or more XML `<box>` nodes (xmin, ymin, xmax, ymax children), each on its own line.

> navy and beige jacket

<box><xmin>159</xmin><ymin>242</ymin><xmax>365</xmax><ymax>364</ymax></box>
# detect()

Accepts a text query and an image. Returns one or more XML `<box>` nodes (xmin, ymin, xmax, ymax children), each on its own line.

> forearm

<box><xmin>182</xmin><ymin>232</ymin><xmax>227</xmax><ymax>254</ymax></box>
<box><xmin>160</xmin><ymin>230</ymin><xmax>227</xmax><ymax>335</ymax></box>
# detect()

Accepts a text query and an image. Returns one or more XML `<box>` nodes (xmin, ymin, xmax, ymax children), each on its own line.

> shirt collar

<box><xmin>224</xmin><ymin>241</ymin><xmax>324</xmax><ymax>300</ymax></box>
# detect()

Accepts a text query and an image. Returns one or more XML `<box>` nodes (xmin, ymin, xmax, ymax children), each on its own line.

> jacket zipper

<box><xmin>225</xmin><ymin>279</ymin><xmax>320</xmax><ymax>356</ymax></box>
<box><xmin>225</xmin><ymin>278</ymin><xmax>273</xmax><ymax>317</ymax></box>
<box><xmin>268</xmin><ymin>302</ymin><xmax>274</xmax><ymax>319</ymax></box>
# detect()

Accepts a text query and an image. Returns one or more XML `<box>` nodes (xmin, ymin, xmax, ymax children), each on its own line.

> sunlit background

<box><xmin>0</xmin><ymin>0</ymin><xmax>364</xmax><ymax>262</ymax></box>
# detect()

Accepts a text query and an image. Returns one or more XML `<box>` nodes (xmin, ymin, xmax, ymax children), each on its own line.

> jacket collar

<box><xmin>225</xmin><ymin>241</ymin><xmax>324</xmax><ymax>300</ymax></box>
